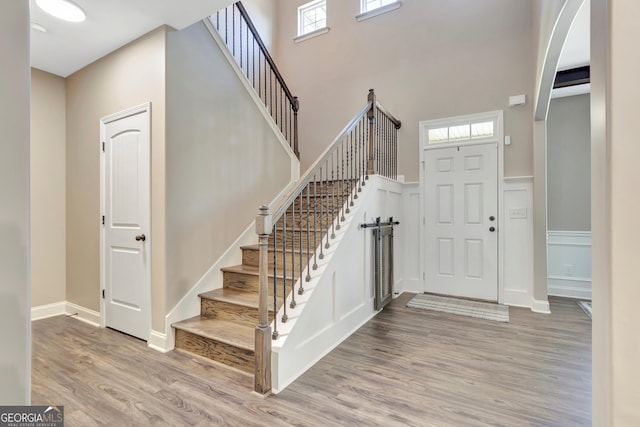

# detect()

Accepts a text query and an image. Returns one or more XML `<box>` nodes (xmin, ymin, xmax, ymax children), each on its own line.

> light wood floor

<box><xmin>32</xmin><ymin>295</ymin><xmax>591</xmax><ymax>426</ymax></box>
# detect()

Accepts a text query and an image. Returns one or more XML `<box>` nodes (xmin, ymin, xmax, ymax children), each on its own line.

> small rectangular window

<box><xmin>427</xmin><ymin>121</ymin><xmax>495</xmax><ymax>144</ymax></box>
<box><xmin>361</xmin><ymin>0</ymin><xmax>396</xmax><ymax>13</ymax></box>
<box><xmin>298</xmin><ymin>0</ymin><xmax>327</xmax><ymax>36</ymax></box>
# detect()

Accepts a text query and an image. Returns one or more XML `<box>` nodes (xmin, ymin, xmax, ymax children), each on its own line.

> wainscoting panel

<box><xmin>547</xmin><ymin>231</ymin><xmax>592</xmax><ymax>299</ymax></box>
<box><xmin>400</xmin><ymin>183</ymin><xmax>421</xmax><ymax>293</ymax></box>
<box><xmin>502</xmin><ymin>177</ymin><xmax>535</xmax><ymax>308</ymax></box>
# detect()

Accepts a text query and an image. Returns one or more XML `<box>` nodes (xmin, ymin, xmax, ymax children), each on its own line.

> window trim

<box><xmin>298</xmin><ymin>0</ymin><xmax>327</xmax><ymax>37</ymax></box>
<box><xmin>356</xmin><ymin>0</ymin><xmax>402</xmax><ymax>22</ymax></box>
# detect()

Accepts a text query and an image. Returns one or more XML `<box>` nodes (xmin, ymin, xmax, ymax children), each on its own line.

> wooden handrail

<box><xmin>235</xmin><ymin>2</ymin><xmax>297</xmax><ymax>107</ymax></box>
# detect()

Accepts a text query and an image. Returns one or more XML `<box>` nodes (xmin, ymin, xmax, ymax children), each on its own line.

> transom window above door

<box><xmin>427</xmin><ymin>121</ymin><xmax>495</xmax><ymax>144</ymax></box>
<box><xmin>298</xmin><ymin>0</ymin><xmax>327</xmax><ymax>36</ymax></box>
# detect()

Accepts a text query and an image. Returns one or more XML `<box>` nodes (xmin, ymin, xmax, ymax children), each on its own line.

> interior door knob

<box><xmin>135</xmin><ymin>234</ymin><xmax>146</xmax><ymax>242</ymax></box>
<box><xmin>489</xmin><ymin>227</ymin><xmax>496</xmax><ymax>232</ymax></box>
<box><xmin>489</xmin><ymin>216</ymin><xmax>495</xmax><ymax>221</ymax></box>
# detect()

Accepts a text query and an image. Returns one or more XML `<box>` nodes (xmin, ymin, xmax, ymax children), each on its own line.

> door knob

<box><xmin>489</xmin><ymin>227</ymin><xmax>496</xmax><ymax>232</ymax></box>
<box><xmin>489</xmin><ymin>216</ymin><xmax>495</xmax><ymax>221</ymax></box>
<box><xmin>135</xmin><ymin>234</ymin><xmax>146</xmax><ymax>242</ymax></box>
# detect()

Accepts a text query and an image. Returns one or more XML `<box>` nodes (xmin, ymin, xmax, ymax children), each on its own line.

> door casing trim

<box><xmin>418</xmin><ymin>110</ymin><xmax>505</xmax><ymax>303</ymax></box>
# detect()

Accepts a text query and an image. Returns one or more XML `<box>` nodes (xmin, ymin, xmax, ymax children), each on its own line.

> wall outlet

<box><xmin>509</xmin><ymin>207</ymin><xmax>527</xmax><ymax>219</ymax></box>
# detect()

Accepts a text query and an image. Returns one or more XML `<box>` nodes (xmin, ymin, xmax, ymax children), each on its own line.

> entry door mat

<box><xmin>407</xmin><ymin>294</ymin><xmax>509</xmax><ymax>322</ymax></box>
<box><xmin>576</xmin><ymin>300</ymin><xmax>592</xmax><ymax>319</ymax></box>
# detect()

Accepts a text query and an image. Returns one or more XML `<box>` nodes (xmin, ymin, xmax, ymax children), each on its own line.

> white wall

<box><xmin>274</xmin><ymin>0</ymin><xmax>534</xmax><ymax>180</ymax></box>
<box><xmin>30</xmin><ymin>69</ymin><xmax>66</xmax><ymax>308</ymax></box>
<box><xmin>0</xmin><ymin>0</ymin><xmax>31</xmax><ymax>404</ymax></box>
<box><xmin>165</xmin><ymin>21</ymin><xmax>296</xmax><ymax>312</ymax></box>
<box><xmin>592</xmin><ymin>0</ymin><xmax>640</xmax><ymax>424</ymax></box>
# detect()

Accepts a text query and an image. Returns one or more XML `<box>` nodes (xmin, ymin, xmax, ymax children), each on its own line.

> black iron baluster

<box><xmin>272</xmin><ymin>224</ymin><xmax>278</xmax><ymax>339</ymax></box>
<box><xmin>312</xmin><ymin>176</ymin><xmax>318</xmax><ymax>270</ymax></box>
<box><xmin>290</xmin><ymin>197</ymin><xmax>296</xmax><ymax>309</ymax></box>
<box><xmin>282</xmin><ymin>211</ymin><xmax>288</xmax><ymax>323</ymax></box>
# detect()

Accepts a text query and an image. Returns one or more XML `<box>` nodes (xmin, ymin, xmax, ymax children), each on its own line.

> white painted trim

<box><xmin>531</xmin><ymin>299</ymin><xmax>551</xmax><ymax>314</ymax></box>
<box><xmin>66</xmin><ymin>302</ymin><xmax>101</xmax><ymax>327</ymax></box>
<box><xmin>202</xmin><ymin>19</ymin><xmax>300</xmax><ymax>183</ymax></box>
<box><xmin>504</xmin><ymin>175</ymin><xmax>534</xmax><ymax>183</ymax></box>
<box><xmin>294</xmin><ymin>27</ymin><xmax>330</xmax><ymax>43</ymax></box>
<box><xmin>419</xmin><ymin>110</ymin><xmax>504</xmax><ymax>302</ymax></box>
<box><xmin>551</xmin><ymin>83</ymin><xmax>591</xmax><ymax>99</ymax></box>
<box><xmin>356</xmin><ymin>1</ymin><xmax>402</xmax><ymax>22</ymax></box>
<box><xmin>148</xmin><ymin>330</ymin><xmax>171</xmax><ymax>353</ymax></box>
<box><xmin>31</xmin><ymin>301</ymin><xmax>101</xmax><ymax>326</ymax></box>
<box><xmin>31</xmin><ymin>301</ymin><xmax>66</xmax><ymax>321</ymax></box>
<box><xmin>547</xmin><ymin>230</ymin><xmax>592</xmax><ymax>299</ymax></box>
<box><xmin>502</xmin><ymin>177</ymin><xmax>534</xmax><ymax>310</ymax></box>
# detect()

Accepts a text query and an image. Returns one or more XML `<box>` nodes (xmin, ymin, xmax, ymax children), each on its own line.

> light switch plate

<box><xmin>509</xmin><ymin>208</ymin><xmax>527</xmax><ymax>219</ymax></box>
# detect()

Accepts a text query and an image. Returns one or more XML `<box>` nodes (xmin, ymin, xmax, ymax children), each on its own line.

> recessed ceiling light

<box><xmin>35</xmin><ymin>0</ymin><xmax>86</xmax><ymax>23</ymax></box>
<box><xmin>31</xmin><ymin>22</ymin><xmax>48</xmax><ymax>33</ymax></box>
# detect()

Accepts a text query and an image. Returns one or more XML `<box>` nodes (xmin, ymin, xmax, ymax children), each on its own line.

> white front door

<box><xmin>101</xmin><ymin>104</ymin><xmax>151</xmax><ymax>341</ymax></box>
<box><xmin>424</xmin><ymin>143</ymin><xmax>498</xmax><ymax>301</ymax></box>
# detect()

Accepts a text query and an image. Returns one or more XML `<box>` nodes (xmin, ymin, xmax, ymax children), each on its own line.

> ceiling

<box><xmin>29</xmin><ymin>0</ymin><xmax>230</xmax><ymax>77</ymax></box>
<box><xmin>30</xmin><ymin>0</ymin><xmax>591</xmax><ymax>79</ymax></box>
<box><xmin>557</xmin><ymin>0</ymin><xmax>590</xmax><ymax>71</ymax></box>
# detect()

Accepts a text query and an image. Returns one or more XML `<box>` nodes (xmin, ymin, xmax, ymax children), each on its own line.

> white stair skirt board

<box><xmin>271</xmin><ymin>175</ymin><xmax>403</xmax><ymax>394</ymax></box>
<box><xmin>547</xmin><ymin>231</ymin><xmax>592</xmax><ymax>299</ymax></box>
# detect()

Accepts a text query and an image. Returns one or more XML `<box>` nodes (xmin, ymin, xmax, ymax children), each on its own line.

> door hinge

<box><xmin>102</xmin><ymin>215</ymin><xmax>105</xmax><ymax>226</ymax></box>
<box><xmin>102</xmin><ymin>289</ymin><xmax>105</xmax><ymax>299</ymax></box>
<box><xmin>423</xmin><ymin>272</ymin><xmax>426</xmax><ymax>280</ymax></box>
<box><xmin>102</xmin><ymin>141</ymin><xmax>105</xmax><ymax>152</ymax></box>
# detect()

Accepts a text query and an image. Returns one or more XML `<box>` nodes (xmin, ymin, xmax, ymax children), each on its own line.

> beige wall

<box><xmin>273</xmin><ymin>0</ymin><xmax>533</xmax><ymax>180</ymax></box>
<box><xmin>31</xmin><ymin>69</ymin><xmax>67</xmax><ymax>307</ymax></box>
<box><xmin>65</xmin><ymin>27</ymin><xmax>167</xmax><ymax>332</ymax></box>
<box><xmin>165</xmin><ymin>22</ymin><xmax>292</xmax><ymax>310</ymax></box>
<box><xmin>243</xmin><ymin>0</ymin><xmax>278</xmax><ymax>51</ymax></box>
<box><xmin>547</xmin><ymin>94</ymin><xmax>591</xmax><ymax>231</ymax></box>
<box><xmin>0</xmin><ymin>0</ymin><xmax>30</xmax><ymax>404</ymax></box>
<box><xmin>592</xmin><ymin>0</ymin><xmax>640</xmax><ymax>424</ymax></box>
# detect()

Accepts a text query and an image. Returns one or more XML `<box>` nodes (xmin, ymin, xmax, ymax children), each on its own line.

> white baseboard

<box><xmin>502</xmin><ymin>289</ymin><xmax>531</xmax><ymax>308</ymax></box>
<box><xmin>65</xmin><ymin>302</ymin><xmax>101</xmax><ymax>326</ymax></box>
<box><xmin>531</xmin><ymin>299</ymin><xmax>551</xmax><ymax>314</ymax></box>
<box><xmin>31</xmin><ymin>301</ymin><xmax>67</xmax><ymax>321</ymax></box>
<box><xmin>548</xmin><ymin>277</ymin><xmax>592</xmax><ymax>299</ymax></box>
<box><xmin>31</xmin><ymin>301</ymin><xmax>101</xmax><ymax>326</ymax></box>
<box><xmin>148</xmin><ymin>330</ymin><xmax>172</xmax><ymax>353</ymax></box>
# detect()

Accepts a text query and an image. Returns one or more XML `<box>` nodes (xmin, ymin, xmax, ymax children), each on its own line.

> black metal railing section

<box><xmin>253</xmin><ymin>89</ymin><xmax>401</xmax><ymax>394</ymax></box>
<box><xmin>210</xmin><ymin>2</ymin><xmax>299</xmax><ymax>158</ymax></box>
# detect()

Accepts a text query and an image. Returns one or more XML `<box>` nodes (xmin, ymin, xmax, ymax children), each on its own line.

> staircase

<box><xmin>171</xmin><ymin>181</ymin><xmax>353</xmax><ymax>373</ymax></box>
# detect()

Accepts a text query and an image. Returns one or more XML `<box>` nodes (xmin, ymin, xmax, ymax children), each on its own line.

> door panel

<box><xmin>102</xmin><ymin>107</ymin><xmax>150</xmax><ymax>341</ymax></box>
<box><xmin>425</xmin><ymin>143</ymin><xmax>497</xmax><ymax>301</ymax></box>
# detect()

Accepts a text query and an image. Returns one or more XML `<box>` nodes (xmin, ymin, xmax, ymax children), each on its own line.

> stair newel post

<box><xmin>367</xmin><ymin>89</ymin><xmax>377</xmax><ymax>177</ymax></box>
<box><xmin>293</xmin><ymin>96</ymin><xmax>300</xmax><ymax>159</ymax></box>
<box><xmin>255</xmin><ymin>205</ymin><xmax>272</xmax><ymax>395</ymax></box>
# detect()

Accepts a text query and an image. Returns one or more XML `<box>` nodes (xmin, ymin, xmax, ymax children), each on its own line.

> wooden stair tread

<box><xmin>172</xmin><ymin>316</ymin><xmax>254</xmax><ymax>351</ymax></box>
<box><xmin>199</xmin><ymin>288</ymin><xmax>282</xmax><ymax>310</ymax></box>
<box><xmin>240</xmin><ymin>244</ymin><xmax>307</xmax><ymax>255</ymax></box>
<box><xmin>222</xmin><ymin>264</ymin><xmax>294</xmax><ymax>278</ymax></box>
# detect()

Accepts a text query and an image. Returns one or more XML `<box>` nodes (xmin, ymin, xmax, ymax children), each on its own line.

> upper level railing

<box><xmin>210</xmin><ymin>2</ymin><xmax>299</xmax><ymax>158</ymax></box>
<box><xmin>253</xmin><ymin>89</ymin><xmax>401</xmax><ymax>394</ymax></box>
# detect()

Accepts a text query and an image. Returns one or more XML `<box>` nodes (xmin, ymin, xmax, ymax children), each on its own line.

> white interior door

<box><xmin>101</xmin><ymin>104</ymin><xmax>151</xmax><ymax>341</ymax></box>
<box><xmin>424</xmin><ymin>143</ymin><xmax>498</xmax><ymax>301</ymax></box>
